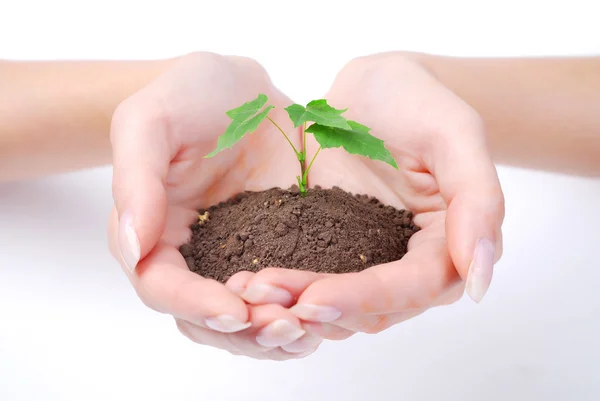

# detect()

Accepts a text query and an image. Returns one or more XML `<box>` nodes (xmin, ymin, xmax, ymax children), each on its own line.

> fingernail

<box><xmin>290</xmin><ymin>304</ymin><xmax>341</xmax><ymax>322</ymax></box>
<box><xmin>205</xmin><ymin>315</ymin><xmax>251</xmax><ymax>333</ymax></box>
<box><xmin>281</xmin><ymin>333</ymin><xmax>322</xmax><ymax>353</ymax></box>
<box><xmin>466</xmin><ymin>238</ymin><xmax>496</xmax><ymax>303</ymax></box>
<box><xmin>241</xmin><ymin>284</ymin><xmax>294</xmax><ymax>305</ymax></box>
<box><xmin>118</xmin><ymin>211</ymin><xmax>140</xmax><ymax>272</ymax></box>
<box><xmin>256</xmin><ymin>319</ymin><xmax>306</xmax><ymax>348</ymax></box>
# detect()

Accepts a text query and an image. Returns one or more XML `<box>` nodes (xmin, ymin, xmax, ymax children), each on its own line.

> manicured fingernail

<box><xmin>290</xmin><ymin>304</ymin><xmax>341</xmax><ymax>322</ymax></box>
<box><xmin>466</xmin><ymin>238</ymin><xmax>496</xmax><ymax>303</ymax></box>
<box><xmin>118</xmin><ymin>211</ymin><xmax>140</xmax><ymax>272</ymax></box>
<box><xmin>241</xmin><ymin>284</ymin><xmax>294</xmax><ymax>305</ymax></box>
<box><xmin>205</xmin><ymin>315</ymin><xmax>251</xmax><ymax>333</ymax></box>
<box><xmin>281</xmin><ymin>333</ymin><xmax>322</xmax><ymax>353</ymax></box>
<box><xmin>256</xmin><ymin>319</ymin><xmax>305</xmax><ymax>348</ymax></box>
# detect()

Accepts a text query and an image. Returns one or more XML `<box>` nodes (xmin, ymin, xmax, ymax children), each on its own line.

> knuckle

<box><xmin>111</xmin><ymin>96</ymin><xmax>165</xmax><ymax>136</ymax></box>
<box><xmin>182</xmin><ymin>51</ymin><xmax>227</xmax><ymax>68</ymax></box>
<box><xmin>225</xmin><ymin>271</ymin><xmax>255</xmax><ymax>292</ymax></box>
<box><xmin>340</xmin><ymin>55</ymin><xmax>372</xmax><ymax>74</ymax></box>
<box><xmin>225</xmin><ymin>55</ymin><xmax>271</xmax><ymax>85</ymax></box>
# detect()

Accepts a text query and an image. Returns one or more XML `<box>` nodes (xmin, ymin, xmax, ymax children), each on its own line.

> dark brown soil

<box><xmin>179</xmin><ymin>186</ymin><xmax>420</xmax><ymax>283</ymax></box>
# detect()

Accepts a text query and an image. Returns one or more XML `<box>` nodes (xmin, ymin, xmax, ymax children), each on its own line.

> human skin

<box><xmin>1</xmin><ymin>52</ymin><xmax>598</xmax><ymax>354</ymax></box>
<box><xmin>3</xmin><ymin>54</ymin><xmax>598</xmax><ymax>180</ymax></box>
<box><xmin>228</xmin><ymin>52</ymin><xmax>600</xmax><ymax>339</ymax></box>
<box><xmin>0</xmin><ymin>60</ymin><xmax>169</xmax><ymax>181</ymax></box>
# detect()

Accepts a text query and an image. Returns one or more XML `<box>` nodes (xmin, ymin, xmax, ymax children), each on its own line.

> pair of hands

<box><xmin>107</xmin><ymin>52</ymin><xmax>504</xmax><ymax>360</ymax></box>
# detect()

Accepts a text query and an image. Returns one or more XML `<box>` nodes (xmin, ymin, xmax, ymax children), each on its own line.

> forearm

<box><xmin>0</xmin><ymin>59</ymin><xmax>173</xmax><ymax>181</ymax></box>
<box><xmin>419</xmin><ymin>54</ymin><xmax>600</xmax><ymax>176</ymax></box>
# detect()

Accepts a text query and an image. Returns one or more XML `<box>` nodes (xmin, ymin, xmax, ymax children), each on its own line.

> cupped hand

<box><xmin>230</xmin><ymin>52</ymin><xmax>505</xmax><ymax>339</ymax></box>
<box><xmin>107</xmin><ymin>52</ymin><xmax>319</xmax><ymax>359</ymax></box>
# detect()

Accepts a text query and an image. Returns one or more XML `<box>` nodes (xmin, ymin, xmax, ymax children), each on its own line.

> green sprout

<box><xmin>205</xmin><ymin>94</ymin><xmax>398</xmax><ymax>197</ymax></box>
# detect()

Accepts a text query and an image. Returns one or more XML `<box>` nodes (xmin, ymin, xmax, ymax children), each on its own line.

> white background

<box><xmin>1</xmin><ymin>1</ymin><xmax>599</xmax><ymax>400</ymax></box>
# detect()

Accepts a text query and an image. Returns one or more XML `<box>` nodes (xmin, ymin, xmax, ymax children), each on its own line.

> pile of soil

<box><xmin>179</xmin><ymin>186</ymin><xmax>420</xmax><ymax>283</ymax></box>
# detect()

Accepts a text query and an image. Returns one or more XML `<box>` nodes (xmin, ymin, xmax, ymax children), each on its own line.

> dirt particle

<box><xmin>317</xmin><ymin>231</ymin><xmax>333</xmax><ymax>248</ymax></box>
<box><xmin>285</xmin><ymin>214</ymin><xmax>299</xmax><ymax>229</ymax></box>
<box><xmin>274</xmin><ymin>222</ymin><xmax>289</xmax><ymax>237</ymax></box>
<box><xmin>198</xmin><ymin>211</ymin><xmax>210</xmax><ymax>225</ymax></box>
<box><xmin>179</xmin><ymin>244</ymin><xmax>194</xmax><ymax>258</ymax></box>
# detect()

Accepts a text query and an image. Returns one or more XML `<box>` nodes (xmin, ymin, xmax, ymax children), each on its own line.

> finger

<box><xmin>176</xmin><ymin>319</ymin><xmax>242</xmax><ymax>353</ymax></box>
<box><xmin>126</xmin><ymin>242</ymin><xmax>251</xmax><ymax>333</ymax></box>
<box><xmin>336</xmin><ymin>309</ymin><xmax>427</xmax><ymax>334</ymax></box>
<box><xmin>245</xmin><ymin>304</ymin><xmax>309</xmax><ymax>350</ymax></box>
<box><xmin>433</xmin><ymin>281</ymin><xmax>465</xmax><ymax>307</ymax></box>
<box><xmin>178</xmin><ymin>303</ymin><xmax>315</xmax><ymax>360</ymax></box>
<box><xmin>225</xmin><ymin>271</ymin><xmax>255</xmax><ymax>295</ymax></box>
<box><xmin>177</xmin><ymin>319</ymin><xmax>317</xmax><ymax>360</ymax></box>
<box><xmin>295</xmin><ymin>265</ymin><xmax>463</xmax><ymax>338</ymax></box>
<box><xmin>238</xmin><ymin>268</ymin><xmax>328</xmax><ymax>307</ymax></box>
<box><xmin>430</xmin><ymin>114</ymin><xmax>505</xmax><ymax>303</ymax></box>
<box><xmin>303</xmin><ymin>322</ymin><xmax>355</xmax><ymax>341</ymax></box>
<box><xmin>299</xmin><ymin>283</ymin><xmax>460</xmax><ymax>338</ymax></box>
<box><xmin>281</xmin><ymin>331</ymin><xmax>324</xmax><ymax>353</ymax></box>
<box><xmin>110</xmin><ymin>98</ymin><xmax>174</xmax><ymax>272</ymax></box>
<box><xmin>290</xmin><ymin>236</ymin><xmax>459</xmax><ymax>323</ymax></box>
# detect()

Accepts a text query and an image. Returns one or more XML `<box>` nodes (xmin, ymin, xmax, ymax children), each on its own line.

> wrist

<box><xmin>0</xmin><ymin>58</ymin><xmax>176</xmax><ymax>181</ymax></box>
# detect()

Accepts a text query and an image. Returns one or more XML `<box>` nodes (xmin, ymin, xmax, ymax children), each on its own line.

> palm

<box><xmin>159</xmin><ymin>96</ymin><xmax>301</xmax><ymax>252</ymax></box>
<box><xmin>303</xmin><ymin>120</ymin><xmax>462</xmax><ymax>329</ymax></box>
<box><xmin>234</xmin><ymin>57</ymin><xmax>496</xmax><ymax>336</ymax></box>
<box><xmin>109</xmin><ymin>54</ymin><xmax>320</xmax><ymax>360</ymax></box>
<box><xmin>307</xmin><ymin>137</ymin><xmax>446</xmax><ymax>248</ymax></box>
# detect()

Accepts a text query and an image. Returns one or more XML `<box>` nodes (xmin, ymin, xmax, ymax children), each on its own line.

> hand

<box><xmin>229</xmin><ymin>52</ymin><xmax>505</xmax><ymax>339</ymax></box>
<box><xmin>107</xmin><ymin>52</ymin><xmax>320</xmax><ymax>359</ymax></box>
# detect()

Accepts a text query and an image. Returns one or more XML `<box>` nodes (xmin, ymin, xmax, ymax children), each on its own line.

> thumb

<box><xmin>431</xmin><ymin>116</ymin><xmax>505</xmax><ymax>303</ymax></box>
<box><xmin>110</xmin><ymin>101</ymin><xmax>171</xmax><ymax>272</ymax></box>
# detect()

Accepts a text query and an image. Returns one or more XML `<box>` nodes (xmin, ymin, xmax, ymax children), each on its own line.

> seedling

<box><xmin>205</xmin><ymin>94</ymin><xmax>398</xmax><ymax>196</ymax></box>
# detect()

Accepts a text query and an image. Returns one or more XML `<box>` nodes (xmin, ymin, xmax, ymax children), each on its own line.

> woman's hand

<box><xmin>230</xmin><ymin>52</ymin><xmax>505</xmax><ymax>339</ymax></box>
<box><xmin>107</xmin><ymin>52</ymin><xmax>320</xmax><ymax>359</ymax></box>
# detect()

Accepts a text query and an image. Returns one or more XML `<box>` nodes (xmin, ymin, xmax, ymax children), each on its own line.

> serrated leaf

<box><xmin>205</xmin><ymin>94</ymin><xmax>273</xmax><ymax>158</ymax></box>
<box><xmin>285</xmin><ymin>99</ymin><xmax>351</xmax><ymax>129</ymax></box>
<box><xmin>305</xmin><ymin>121</ymin><xmax>398</xmax><ymax>169</ymax></box>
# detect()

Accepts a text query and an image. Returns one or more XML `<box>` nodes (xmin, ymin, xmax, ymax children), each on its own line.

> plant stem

<box><xmin>302</xmin><ymin>146</ymin><xmax>322</xmax><ymax>184</ymax></box>
<box><xmin>303</xmin><ymin>122</ymin><xmax>307</xmax><ymax>160</ymax></box>
<box><xmin>298</xmin><ymin>122</ymin><xmax>309</xmax><ymax>197</ymax></box>
<box><xmin>266</xmin><ymin>116</ymin><xmax>300</xmax><ymax>156</ymax></box>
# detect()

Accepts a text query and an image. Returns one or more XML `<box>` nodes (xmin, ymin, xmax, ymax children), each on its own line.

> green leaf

<box><xmin>285</xmin><ymin>99</ymin><xmax>352</xmax><ymax>129</ymax></box>
<box><xmin>305</xmin><ymin>121</ymin><xmax>398</xmax><ymax>169</ymax></box>
<box><xmin>205</xmin><ymin>94</ymin><xmax>273</xmax><ymax>158</ymax></box>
